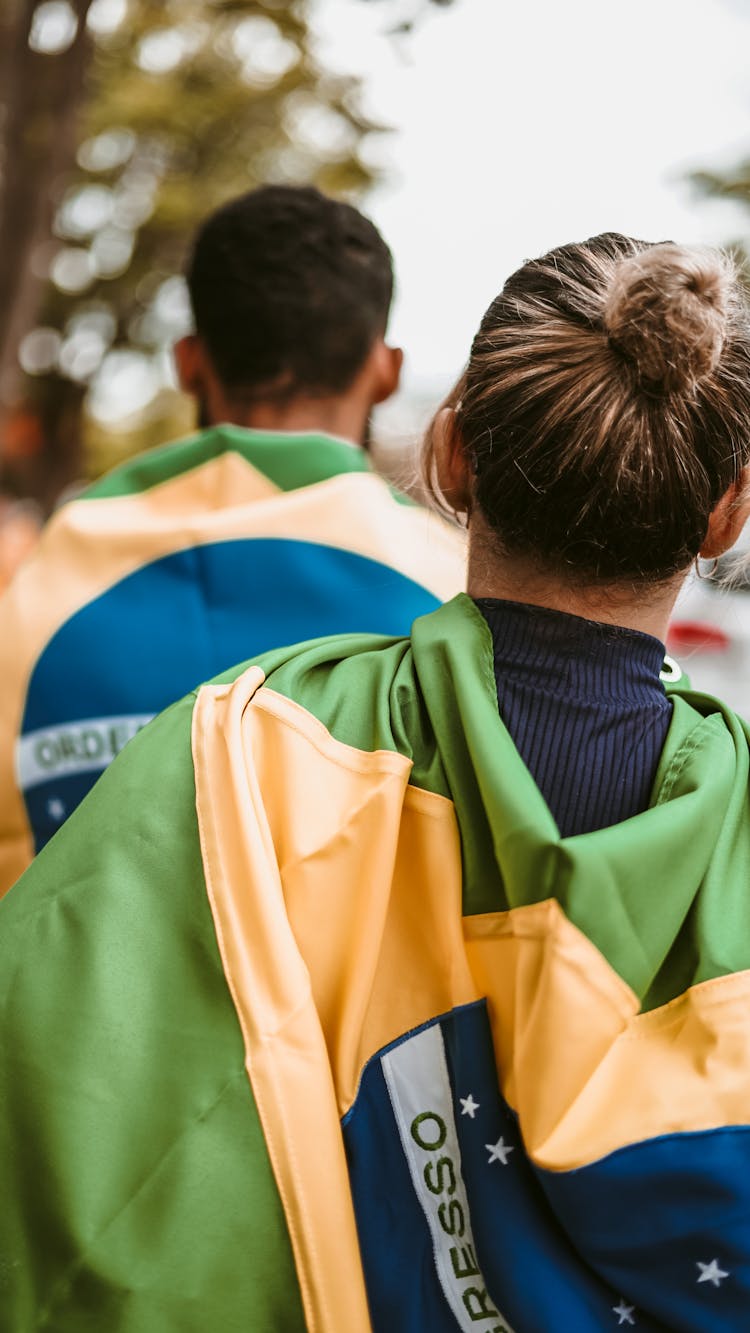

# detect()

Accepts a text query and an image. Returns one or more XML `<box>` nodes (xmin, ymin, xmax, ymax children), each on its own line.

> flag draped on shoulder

<box><xmin>2</xmin><ymin>594</ymin><xmax>750</xmax><ymax>1330</ymax></box>
<box><xmin>0</xmin><ymin>425</ymin><xmax>464</xmax><ymax>892</ymax></box>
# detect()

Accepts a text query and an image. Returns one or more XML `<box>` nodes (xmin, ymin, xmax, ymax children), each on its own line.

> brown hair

<box><xmin>426</xmin><ymin>233</ymin><xmax>750</xmax><ymax>583</ymax></box>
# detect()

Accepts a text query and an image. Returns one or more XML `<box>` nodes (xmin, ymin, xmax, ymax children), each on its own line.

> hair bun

<box><xmin>603</xmin><ymin>243</ymin><xmax>732</xmax><ymax>394</ymax></box>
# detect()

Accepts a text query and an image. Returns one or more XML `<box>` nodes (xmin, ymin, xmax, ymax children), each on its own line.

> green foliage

<box><xmin>692</xmin><ymin>166</ymin><xmax>750</xmax><ymax>205</ymax></box>
<box><xmin>689</xmin><ymin>164</ymin><xmax>750</xmax><ymax>271</ymax></box>
<box><xmin>4</xmin><ymin>0</ymin><xmax>453</xmax><ymax>496</ymax></box>
<box><xmin>43</xmin><ymin>0</ymin><xmax>384</xmax><ymax>376</ymax></box>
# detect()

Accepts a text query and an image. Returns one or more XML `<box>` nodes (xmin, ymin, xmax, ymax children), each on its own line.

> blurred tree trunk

<box><xmin>0</xmin><ymin>0</ymin><xmax>94</xmax><ymax>501</ymax></box>
<box><xmin>5</xmin><ymin>378</ymin><xmax>87</xmax><ymax>510</ymax></box>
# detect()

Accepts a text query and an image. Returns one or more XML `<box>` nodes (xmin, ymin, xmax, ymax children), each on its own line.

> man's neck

<box><xmin>218</xmin><ymin>395</ymin><xmax>369</xmax><ymax>447</ymax></box>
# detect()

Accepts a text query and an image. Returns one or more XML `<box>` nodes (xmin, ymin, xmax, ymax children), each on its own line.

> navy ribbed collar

<box><xmin>473</xmin><ymin>597</ymin><xmax>668</xmax><ymax>705</ymax></box>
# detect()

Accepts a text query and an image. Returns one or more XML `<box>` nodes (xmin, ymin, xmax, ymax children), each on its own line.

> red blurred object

<box><xmin>667</xmin><ymin>621</ymin><xmax>731</xmax><ymax>653</ymax></box>
<box><xmin>0</xmin><ymin>498</ymin><xmax>42</xmax><ymax>589</ymax></box>
<box><xmin>2</xmin><ymin>407</ymin><xmax>44</xmax><ymax>461</ymax></box>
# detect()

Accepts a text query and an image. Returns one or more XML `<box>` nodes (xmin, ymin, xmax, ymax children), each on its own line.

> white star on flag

<box><xmin>46</xmin><ymin>798</ymin><xmax>65</xmax><ymax>821</ymax></box>
<box><xmin>460</xmin><ymin>1094</ymin><xmax>480</xmax><ymax>1118</ymax></box>
<box><xmin>612</xmin><ymin>1299</ymin><xmax>635</xmax><ymax>1325</ymax></box>
<box><xmin>485</xmin><ymin>1137</ymin><xmax>514</xmax><ymax>1165</ymax></box>
<box><xmin>696</xmin><ymin>1259</ymin><xmax>729</xmax><ymax>1287</ymax></box>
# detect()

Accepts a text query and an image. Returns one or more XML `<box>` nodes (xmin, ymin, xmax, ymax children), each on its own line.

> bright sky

<box><xmin>88</xmin><ymin>0</ymin><xmax>750</xmax><ymax>425</ymax></box>
<box><xmin>315</xmin><ymin>0</ymin><xmax>750</xmax><ymax>396</ymax></box>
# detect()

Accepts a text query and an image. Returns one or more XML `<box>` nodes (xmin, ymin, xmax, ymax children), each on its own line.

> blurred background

<box><xmin>2</xmin><ymin>0</ymin><xmax>750</xmax><ymax>584</ymax></box>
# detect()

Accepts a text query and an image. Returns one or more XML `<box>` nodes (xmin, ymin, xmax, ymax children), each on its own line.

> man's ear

<box><xmin>701</xmin><ymin>468</ymin><xmax>750</xmax><ymax>558</ymax></box>
<box><xmin>368</xmin><ymin>343</ymin><xmax>403</xmax><ymax>406</ymax></box>
<box><xmin>173</xmin><ymin>335</ymin><xmax>205</xmax><ymax>396</ymax></box>
<box><xmin>431</xmin><ymin>406</ymin><xmax>473</xmax><ymax>515</ymax></box>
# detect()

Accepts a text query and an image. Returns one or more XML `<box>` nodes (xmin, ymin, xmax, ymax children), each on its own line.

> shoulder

<box><xmin>82</xmin><ymin>428</ymin><xmax>222</xmax><ymax>501</ymax></box>
<box><xmin>206</xmin><ymin>630</ymin><xmax>419</xmax><ymax>759</ymax></box>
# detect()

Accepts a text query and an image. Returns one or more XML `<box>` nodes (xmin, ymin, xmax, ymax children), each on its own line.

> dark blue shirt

<box><xmin>475</xmin><ymin>598</ymin><xmax>672</xmax><ymax>837</ymax></box>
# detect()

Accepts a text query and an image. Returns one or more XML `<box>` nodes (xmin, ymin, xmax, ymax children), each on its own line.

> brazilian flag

<box><xmin>2</xmin><ymin>596</ymin><xmax>750</xmax><ymax>1330</ymax></box>
<box><xmin>0</xmin><ymin>425</ymin><xmax>464</xmax><ymax>893</ymax></box>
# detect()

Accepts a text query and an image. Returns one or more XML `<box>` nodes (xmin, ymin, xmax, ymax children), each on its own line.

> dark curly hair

<box><xmin>186</xmin><ymin>185</ymin><xmax>394</xmax><ymax>404</ymax></box>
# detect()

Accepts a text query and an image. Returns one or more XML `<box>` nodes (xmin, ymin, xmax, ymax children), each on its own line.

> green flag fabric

<box><xmin>2</xmin><ymin>596</ymin><xmax>750</xmax><ymax>1330</ymax></box>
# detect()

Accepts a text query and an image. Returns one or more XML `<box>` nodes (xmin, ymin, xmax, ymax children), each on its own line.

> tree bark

<box><xmin>0</xmin><ymin>0</ymin><xmax>94</xmax><ymax>408</ymax></box>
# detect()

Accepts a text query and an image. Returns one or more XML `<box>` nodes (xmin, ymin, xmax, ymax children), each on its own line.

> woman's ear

<box><xmin>432</xmin><ymin>407</ymin><xmax>473</xmax><ymax>515</ymax></box>
<box><xmin>701</xmin><ymin>467</ymin><xmax>750</xmax><ymax>558</ymax></box>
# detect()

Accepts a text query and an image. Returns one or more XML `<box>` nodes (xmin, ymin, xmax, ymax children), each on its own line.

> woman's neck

<box><xmin>467</xmin><ymin>528</ymin><xmax>686</xmax><ymax>643</ymax></box>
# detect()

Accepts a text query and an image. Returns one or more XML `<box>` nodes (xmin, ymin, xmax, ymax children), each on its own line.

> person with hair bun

<box><xmin>3</xmin><ymin>235</ymin><xmax>750</xmax><ymax>1330</ymax></box>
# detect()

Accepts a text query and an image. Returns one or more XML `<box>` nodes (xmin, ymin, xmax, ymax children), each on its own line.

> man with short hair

<box><xmin>179</xmin><ymin>183</ymin><xmax>399</xmax><ymax>444</ymax></box>
<box><xmin>0</xmin><ymin>185</ymin><xmax>464</xmax><ymax>892</ymax></box>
